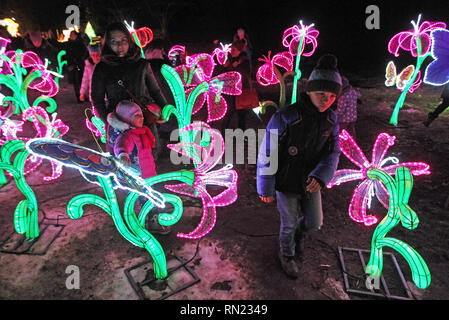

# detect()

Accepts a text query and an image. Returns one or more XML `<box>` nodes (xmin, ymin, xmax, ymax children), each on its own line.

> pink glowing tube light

<box><xmin>282</xmin><ymin>20</ymin><xmax>319</xmax><ymax>104</ymax></box>
<box><xmin>212</xmin><ymin>42</ymin><xmax>232</xmax><ymax>65</ymax></box>
<box><xmin>388</xmin><ymin>18</ymin><xmax>446</xmax><ymax>58</ymax></box>
<box><xmin>175</xmin><ymin>53</ymin><xmax>242</xmax><ymax>122</ymax></box>
<box><xmin>168</xmin><ymin>45</ymin><xmax>186</xmax><ymax>59</ymax></box>
<box><xmin>18</xmin><ymin>51</ymin><xmax>60</xmax><ymax>97</ymax></box>
<box><xmin>165</xmin><ymin>122</ymin><xmax>238</xmax><ymax>239</ymax></box>
<box><xmin>282</xmin><ymin>22</ymin><xmax>319</xmax><ymax>57</ymax></box>
<box><xmin>256</xmin><ymin>51</ymin><xmax>293</xmax><ymax>86</ymax></box>
<box><xmin>20</xmin><ymin>106</ymin><xmax>69</xmax><ymax>181</ymax></box>
<box><xmin>134</xmin><ymin>27</ymin><xmax>153</xmax><ymax>48</ymax></box>
<box><xmin>327</xmin><ymin>130</ymin><xmax>430</xmax><ymax>226</ymax></box>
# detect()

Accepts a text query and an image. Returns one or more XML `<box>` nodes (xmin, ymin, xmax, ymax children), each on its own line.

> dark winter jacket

<box><xmin>257</xmin><ymin>93</ymin><xmax>340</xmax><ymax>197</ymax></box>
<box><xmin>91</xmin><ymin>58</ymin><xmax>168</xmax><ymax>122</ymax></box>
<box><xmin>23</xmin><ymin>36</ymin><xmax>58</xmax><ymax>71</ymax></box>
<box><xmin>65</xmin><ymin>38</ymin><xmax>88</xmax><ymax>69</ymax></box>
<box><xmin>225</xmin><ymin>52</ymin><xmax>251</xmax><ymax>90</ymax></box>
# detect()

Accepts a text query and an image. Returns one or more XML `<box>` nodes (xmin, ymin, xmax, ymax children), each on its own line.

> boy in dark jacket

<box><xmin>257</xmin><ymin>54</ymin><xmax>341</xmax><ymax>278</ymax></box>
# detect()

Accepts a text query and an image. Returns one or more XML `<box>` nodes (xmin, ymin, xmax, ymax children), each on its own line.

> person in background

<box><xmin>335</xmin><ymin>76</ymin><xmax>361</xmax><ymax>138</ymax></box>
<box><xmin>257</xmin><ymin>54</ymin><xmax>341</xmax><ymax>279</ymax></box>
<box><xmin>222</xmin><ymin>39</ymin><xmax>251</xmax><ymax>132</ymax></box>
<box><xmin>423</xmin><ymin>83</ymin><xmax>449</xmax><ymax>127</ymax></box>
<box><xmin>233</xmin><ymin>27</ymin><xmax>253</xmax><ymax>75</ymax></box>
<box><xmin>65</xmin><ymin>30</ymin><xmax>89</xmax><ymax>103</ymax></box>
<box><xmin>80</xmin><ymin>43</ymin><xmax>102</xmax><ymax>103</ymax></box>
<box><xmin>23</xmin><ymin>27</ymin><xmax>57</xmax><ymax>71</ymax></box>
<box><xmin>90</xmin><ymin>22</ymin><xmax>167</xmax><ymax>160</ymax></box>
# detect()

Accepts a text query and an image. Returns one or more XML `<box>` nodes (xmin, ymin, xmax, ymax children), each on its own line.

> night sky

<box><xmin>3</xmin><ymin>0</ymin><xmax>449</xmax><ymax>75</ymax></box>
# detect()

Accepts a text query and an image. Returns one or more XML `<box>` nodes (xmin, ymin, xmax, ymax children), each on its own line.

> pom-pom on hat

<box><xmin>305</xmin><ymin>54</ymin><xmax>342</xmax><ymax>96</ymax></box>
<box><xmin>116</xmin><ymin>100</ymin><xmax>142</xmax><ymax>123</ymax></box>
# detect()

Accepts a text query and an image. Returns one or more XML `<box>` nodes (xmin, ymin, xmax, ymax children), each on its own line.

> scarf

<box><xmin>128</xmin><ymin>126</ymin><xmax>156</xmax><ymax>178</ymax></box>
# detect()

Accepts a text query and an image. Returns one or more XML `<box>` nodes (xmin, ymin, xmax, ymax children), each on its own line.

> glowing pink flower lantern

<box><xmin>166</xmin><ymin>122</ymin><xmax>238</xmax><ymax>239</ymax></box>
<box><xmin>21</xmin><ymin>106</ymin><xmax>69</xmax><ymax>181</ymax></box>
<box><xmin>168</xmin><ymin>45</ymin><xmax>185</xmax><ymax>59</ymax></box>
<box><xmin>388</xmin><ymin>18</ymin><xmax>446</xmax><ymax>58</ymax></box>
<box><xmin>175</xmin><ymin>53</ymin><xmax>242</xmax><ymax>122</ymax></box>
<box><xmin>212</xmin><ymin>42</ymin><xmax>231</xmax><ymax>65</ymax></box>
<box><xmin>282</xmin><ymin>22</ymin><xmax>319</xmax><ymax>57</ymax></box>
<box><xmin>19</xmin><ymin>51</ymin><xmax>59</xmax><ymax>97</ymax></box>
<box><xmin>256</xmin><ymin>51</ymin><xmax>293</xmax><ymax>86</ymax></box>
<box><xmin>134</xmin><ymin>27</ymin><xmax>153</xmax><ymax>48</ymax></box>
<box><xmin>327</xmin><ymin>130</ymin><xmax>430</xmax><ymax>226</ymax></box>
<box><xmin>282</xmin><ymin>20</ymin><xmax>319</xmax><ymax>104</ymax></box>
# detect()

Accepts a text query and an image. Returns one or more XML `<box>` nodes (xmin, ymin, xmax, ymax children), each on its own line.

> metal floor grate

<box><xmin>124</xmin><ymin>254</ymin><xmax>200</xmax><ymax>300</ymax></box>
<box><xmin>338</xmin><ymin>247</ymin><xmax>414</xmax><ymax>300</ymax></box>
<box><xmin>0</xmin><ymin>223</ymin><xmax>65</xmax><ymax>255</ymax></box>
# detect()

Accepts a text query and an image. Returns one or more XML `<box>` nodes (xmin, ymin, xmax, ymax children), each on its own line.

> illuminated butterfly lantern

<box><xmin>424</xmin><ymin>28</ymin><xmax>449</xmax><ymax>86</ymax></box>
<box><xmin>386</xmin><ymin>14</ymin><xmax>446</xmax><ymax>125</ymax></box>
<box><xmin>385</xmin><ymin>62</ymin><xmax>422</xmax><ymax>93</ymax></box>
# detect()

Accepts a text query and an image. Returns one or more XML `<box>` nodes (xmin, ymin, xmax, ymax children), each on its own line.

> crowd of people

<box><xmin>3</xmin><ymin>21</ymin><xmax>447</xmax><ymax>279</ymax></box>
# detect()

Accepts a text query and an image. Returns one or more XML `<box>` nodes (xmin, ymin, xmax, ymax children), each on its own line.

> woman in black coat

<box><xmin>91</xmin><ymin>22</ymin><xmax>168</xmax><ymax>155</ymax></box>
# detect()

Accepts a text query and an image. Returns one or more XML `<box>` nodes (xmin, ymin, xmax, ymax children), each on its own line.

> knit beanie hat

<box><xmin>116</xmin><ymin>100</ymin><xmax>142</xmax><ymax>124</ymax></box>
<box><xmin>305</xmin><ymin>54</ymin><xmax>342</xmax><ymax>96</ymax></box>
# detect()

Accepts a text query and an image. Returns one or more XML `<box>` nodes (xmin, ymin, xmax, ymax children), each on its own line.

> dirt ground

<box><xmin>1</xmin><ymin>71</ymin><xmax>449</xmax><ymax>301</ymax></box>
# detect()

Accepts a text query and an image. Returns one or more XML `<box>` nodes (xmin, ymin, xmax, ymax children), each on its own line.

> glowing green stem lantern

<box><xmin>0</xmin><ymin>140</ymin><xmax>39</xmax><ymax>238</ymax></box>
<box><xmin>67</xmin><ymin>169</ymin><xmax>195</xmax><ymax>279</ymax></box>
<box><xmin>365</xmin><ymin>167</ymin><xmax>431</xmax><ymax>289</ymax></box>
<box><xmin>290</xmin><ymin>35</ymin><xmax>304</xmax><ymax>105</ymax></box>
<box><xmin>160</xmin><ymin>64</ymin><xmax>210</xmax><ymax>163</ymax></box>
<box><xmin>55</xmin><ymin>50</ymin><xmax>67</xmax><ymax>88</ymax></box>
<box><xmin>0</xmin><ymin>51</ymin><xmax>58</xmax><ymax>114</ymax></box>
<box><xmin>390</xmin><ymin>39</ymin><xmax>428</xmax><ymax>125</ymax></box>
